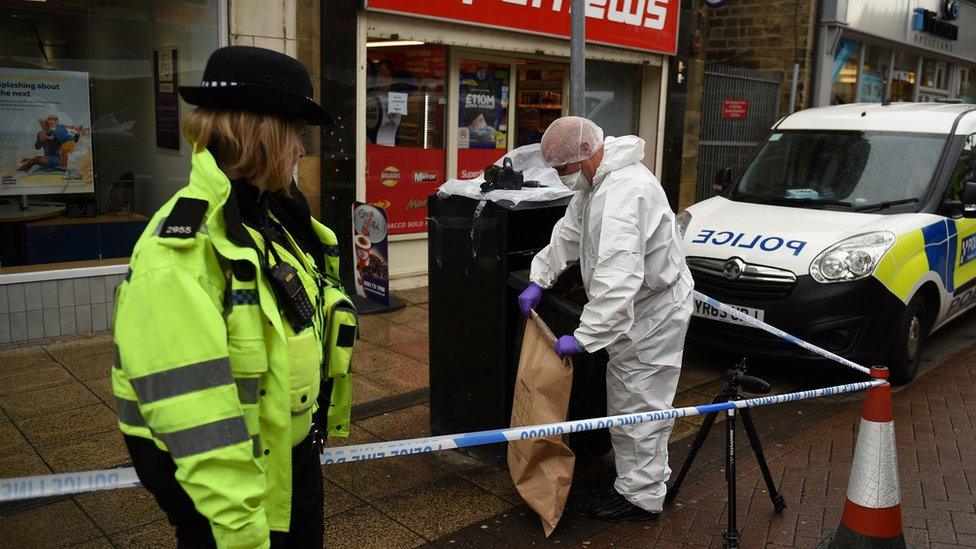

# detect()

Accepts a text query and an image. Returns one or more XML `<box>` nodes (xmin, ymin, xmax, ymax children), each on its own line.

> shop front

<box><xmin>815</xmin><ymin>0</ymin><xmax>976</xmax><ymax>106</ymax></box>
<box><xmin>358</xmin><ymin>1</ymin><xmax>678</xmax><ymax>279</ymax></box>
<box><xmin>0</xmin><ymin>0</ymin><xmax>225</xmax><ymax>340</ymax></box>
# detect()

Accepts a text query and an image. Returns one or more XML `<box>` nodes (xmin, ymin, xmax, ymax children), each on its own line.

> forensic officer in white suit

<box><xmin>517</xmin><ymin>116</ymin><xmax>694</xmax><ymax>521</ymax></box>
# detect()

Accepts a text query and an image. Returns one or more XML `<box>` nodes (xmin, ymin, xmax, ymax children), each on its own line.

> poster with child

<box><xmin>0</xmin><ymin>68</ymin><xmax>93</xmax><ymax>195</ymax></box>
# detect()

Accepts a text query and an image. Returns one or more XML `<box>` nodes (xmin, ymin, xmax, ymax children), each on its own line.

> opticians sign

<box><xmin>364</xmin><ymin>0</ymin><xmax>679</xmax><ymax>55</ymax></box>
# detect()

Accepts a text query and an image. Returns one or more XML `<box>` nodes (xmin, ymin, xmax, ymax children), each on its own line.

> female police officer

<box><xmin>111</xmin><ymin>46</ymin><xmax>354</xmax><ymax>548</ymax></box>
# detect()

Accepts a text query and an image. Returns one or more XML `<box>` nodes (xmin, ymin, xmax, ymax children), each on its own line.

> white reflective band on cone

<box><xmin>847</xmin><ymin>419</ymin><xmax>901</xmax><ymax>509</ymax></box>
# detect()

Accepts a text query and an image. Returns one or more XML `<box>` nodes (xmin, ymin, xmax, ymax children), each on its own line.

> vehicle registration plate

<box><xmin>692</xmin><ymin>299</ymin><xmax>764</xmax><ymax>328</ymax></box>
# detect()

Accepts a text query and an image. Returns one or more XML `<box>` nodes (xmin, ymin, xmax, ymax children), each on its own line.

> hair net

<box><xmin>539</xmin><ymin>116</ymin><xmax>605</xmax><ymax>167</ymax></box>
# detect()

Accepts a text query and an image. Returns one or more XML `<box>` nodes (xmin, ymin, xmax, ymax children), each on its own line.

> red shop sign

<box><xmin>722</xmin><ymin>99</ymin><xmax>749</xmax><ymax>120</ymax></box>
<box><xmin>365</xmin><ymin>0</ymin><xmax>679</xmax><ymax>55</ymax></box>
<box><xmin>366</xmin><ymin>144</ymin><xmax>446</xmax><ymax>235</ymax></box>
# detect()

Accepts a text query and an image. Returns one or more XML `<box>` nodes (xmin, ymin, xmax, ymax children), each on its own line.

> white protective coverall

<box><xmin>529</xmin><ymin>135</ymin><xmax>694</xmax><ymax>512</ymax></box>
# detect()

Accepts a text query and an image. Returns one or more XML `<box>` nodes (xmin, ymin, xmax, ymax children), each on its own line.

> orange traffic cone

<box><xmin>828</xmin><ymin>366</ymin><xmax>906</xmax><ymax>548</ymax></box>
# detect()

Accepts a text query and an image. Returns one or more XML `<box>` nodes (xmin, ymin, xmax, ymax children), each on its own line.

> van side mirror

<box><xmin>713</xmin><ymin>167</ymin><xmax>733</xmax><ymax>194</ymax></box>
<box><xmin>945</xmin><ymin>181</ymin><xmax>976</xmax><ymax>218</ymax></box>
<box><xmin>964</xmin><ymin>181</ymin><xmax>976</xmax><ymax>204</ymax></box>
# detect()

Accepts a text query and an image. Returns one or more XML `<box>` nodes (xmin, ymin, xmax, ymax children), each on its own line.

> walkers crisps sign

<box><xmin>364</xmin><ymin>0</ymin><xmax>679</xmax><ymax>55</ymax></box>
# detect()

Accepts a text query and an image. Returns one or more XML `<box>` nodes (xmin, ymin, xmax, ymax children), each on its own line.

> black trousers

<box><xmin>124</xmin><ymin>434</ymin><xmax>324</xmax><ymax>548</ymax></box>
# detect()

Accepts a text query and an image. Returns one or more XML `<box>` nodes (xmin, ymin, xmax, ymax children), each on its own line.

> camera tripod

<box><xmin>665</xmin><ymin>360</ymin><xmax>786</xmax><ymax>549</ymax></box>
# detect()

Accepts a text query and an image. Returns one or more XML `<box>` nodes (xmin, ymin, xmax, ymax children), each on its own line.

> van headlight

<box><xmin>809</xmin><ymin>232</ymin><xmax>895</xmax><ymax>283</ymax></box>
<box><xmin>676</xmin><ymin>210</ymin><xmax>692</xmax><ymax>238</ymax></box>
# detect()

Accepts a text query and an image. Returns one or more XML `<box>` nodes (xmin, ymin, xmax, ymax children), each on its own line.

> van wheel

<box><xmin>886</xmin><ymin>294</ymin><xmax>925</xmax><ymax>385</ymax></box>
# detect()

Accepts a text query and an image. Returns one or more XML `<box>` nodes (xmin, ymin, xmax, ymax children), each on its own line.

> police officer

<box><xmin>112</xmin><ymin>46</ymin><xmax>353</xmax><ymax>548</ymax></box>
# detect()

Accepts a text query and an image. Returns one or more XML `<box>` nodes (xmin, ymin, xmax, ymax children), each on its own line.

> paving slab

<box><xmin>360</xmin><ymin>318</ymin><xmax>426</xmax><ymax>348</ymax></box>
<box><xmin>36</xmin><ymin>429</ymin><xmax>128</xmax><ymax>473</ymax></box>
<box><xmin>374</xmin><ymin>476</ymin><xmax>510</xmax><ymax>541</ymax></box>
<box><xmin>369</xmin><ymin>356</ymin><xmax>429</xmax><ymax>393</ymax></box>
<box><xmin>325</xmin><ymin>504</ymin><xmax>426</xmax><ymax>549</ymax></box>
<box><xmin>357</xmin><ymin>404</ymin><xmax>431</xmax><ymax>440</ymax></box>
<box><xmin>0</xmin><ymin>382</ymin><xmax>102</xmax><ymax>421</ymax></box>
<box><xmin>386</xmin><ymin>306</ymin><xmax>430</xmax><ymax>330</ymax></box>
<box><xmin>0</xmin><ymin>346</ymin><xmax>57</xmax><ymax>373</ymax></box>
<box><xmin>388</xmin><ymin>338</ymin><xmax>429</xmax><ymax>364</ymax></box>
<box><xmin>109</xmin><ymin>518</ymin><xmax>177</xmax><ymax>548</ymax></box>
<box><xmin>327</xmin><ymin>453</ymin><xmax>448</xmax><ymax>503</ymax></box>
<box><xmin>324</xmin><ymin>478</ymin><xmax>363</xmax><ymax>519</ymax></box>
<box><xmin>75</xmin><ymin>487</ymin><xmax>166</xmax><ymax>534</ymax></box>
<box><xmin>0</xmin><ymin>447</ymin><xmax>51</xmax><ymax>478</ymax></box>
<box><xmin>0</xmin><ymin>499</ymin><xmax>101</xmax><ymax>547</ymax></box>
<box><xmin>352</xmin><ymin>346</ymin><xmax>426</xmax><ymax>375</ymax></box>
<box><xmin>16</xmin><ymin>403</ymin><xmax>117</xmax><ymax>448</ymax></box>
<box><xmin>351</xmin><ymin>374</ymin><xmax>397</xmax><ymax>405</ymax></box>
<box><xmin>0</xmin><ymin>420</ymin><xmax>31</xmax><ymax>458</ymax></box>
<box><xmin>396</xmin><ymin>287</ymin><xmax>429</xmax><ymax>305</ymax></box>
<box><xmin>67</xmin><ymin>537</ymin><xmax>113</xmax><ymax>548</ymax></box>
<box><xmin>0</xmin><ymin>362</ymin><xmax>74</xmax><ymax>397</ymax></box>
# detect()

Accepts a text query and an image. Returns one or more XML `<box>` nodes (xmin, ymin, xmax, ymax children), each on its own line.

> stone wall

<box><xmin>701</xmin><ymin>0</ymin><xmax>818</xmax><ymax>114</ymax></box>
<box><xmin>230</xmin><ymin>0</ymin><xmax>322</xmax><ymax>219</ymax></box>
<box><xmin>677</xmin><ymin>0</ymin><xmax>819</xmax><ymax>208</ymax></box>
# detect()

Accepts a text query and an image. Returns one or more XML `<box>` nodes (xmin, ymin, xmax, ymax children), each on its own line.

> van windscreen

<box><xmin>731</xmin><ymin>131</ymin><xmax>945</xmax><ymax>211</ymax></box>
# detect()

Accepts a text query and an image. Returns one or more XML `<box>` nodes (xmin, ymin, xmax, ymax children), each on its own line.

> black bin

<box><xmin>427</xmin><ymin>193</ymin><xmax>610</xmax><ymax>458</ymax></box>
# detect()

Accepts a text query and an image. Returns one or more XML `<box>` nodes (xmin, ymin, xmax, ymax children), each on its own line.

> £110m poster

<box><xmin>0</xmin><ymin>68</ymin><xmax>93</xmax><ymax>195</ymax></box>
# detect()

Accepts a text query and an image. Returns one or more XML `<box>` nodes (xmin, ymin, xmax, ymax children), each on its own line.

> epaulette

<box><xmin>154</xmin><ymin>197</ymin><xmax>209</xmax><ymax>248</ymax></box>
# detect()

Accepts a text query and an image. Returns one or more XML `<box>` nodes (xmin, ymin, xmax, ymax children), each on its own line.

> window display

<box><xmin>0</xmin><ymin>1</ymin><xmax>221</xmax><ymax>269</ymax></box>
<box><xmin>891</xmin><ymin>51</ymin><xmax>919</xmax><ymax>102</ymax></box>
<box><xmin>830</xmin><ymin>38</ymin><xmax>860</xmax><ymax>105</ymax></box>
<box><xmin>457</xmin><ymin>60</ymin><xmax>510</xmax><ymax>180</ymax></box>
<box><xmin>860</xmin><ymin>45</ymin><xmax>890</xmax><ymax>103</ymax></box>
<box><xmin>365</xmin><ymin>42</ymin><xmax>447</xmax><ymax>235</ymax></box>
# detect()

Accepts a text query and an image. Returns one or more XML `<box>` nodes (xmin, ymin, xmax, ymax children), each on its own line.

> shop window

<box><xmin>921</xmin><ymin>58</ymin><xmax>950</xmax><ymax>91</ymax></box>
<box><xmin>960</xmin><ymin>68</ymin><xmax>976</xmax><ymax>104</ymax></box>
<box><xmin>365</xmin><ymin>42</ymin><xmax>447</xmax><ymax>235</ymax></box>
<box><xmin>586</xmin><ymin>60</ymin><xmax>641</xmax><ymax>137</ymax></box>
<box><xmin>860</xmin><ymin>45</ymin><xmax>890</xmax><ymax>103</ymax></box>
<box><xmin>516</xmin><ymin>62</ymin><xmax>564</xmax><ymax>147</ymax></box>
<box><xmin>891</xmin><ymin>51</ymin><xmax>919</xmax><ymax>102</ymax></box>
<box><xmin>0</xmin><ymin>1</ymin><xmax>221</xmax><ymax>270</ymax></box>
<box><xmin>457</xmin><ymin>60</ymin><xmax>510</xmax><ymax>180</ymax></box>
<box><xmin>830</xmin><ymin>38</ymin><xmax>859</xmax><ymax>105</ymax></box>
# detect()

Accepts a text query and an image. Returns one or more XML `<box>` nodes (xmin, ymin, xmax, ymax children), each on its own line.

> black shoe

<box><xmin>585</xmin><ymin>491</ymin><xmax>661</xmax><ymax>522</ymax></box>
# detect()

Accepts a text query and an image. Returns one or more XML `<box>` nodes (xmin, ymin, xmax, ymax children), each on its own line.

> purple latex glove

<box><xmin>555</xmin><ymin>335</ymin><xmax>584</xmax><ymax>358</ymax></box>
<box><xmin>518</xmin><ymin>283</ymin><xmax>543</xmax><ymax>318</ymax></box>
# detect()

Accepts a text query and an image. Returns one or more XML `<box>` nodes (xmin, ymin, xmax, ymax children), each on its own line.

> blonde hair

<box><xmin>182</xmin><ymin>108</ymin><xmax>304</xmax><ymax>194</ymax></box>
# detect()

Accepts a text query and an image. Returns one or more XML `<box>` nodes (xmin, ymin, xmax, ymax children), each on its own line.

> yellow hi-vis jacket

<box><xmin>112</xmin><ymin>148</ymin><xmax>352</xmax><ymax>548</ymax></box>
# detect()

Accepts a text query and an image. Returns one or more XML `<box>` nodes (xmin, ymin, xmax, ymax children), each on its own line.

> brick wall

<box><xmin>677</xmin><ymin>0</ymin><xmax>819</xmax><ymax>208</ymax></box>
<box><xmin>701</xmin><ymin>0</ymin><xmax>818</xmax><ymax>114</ymax></box>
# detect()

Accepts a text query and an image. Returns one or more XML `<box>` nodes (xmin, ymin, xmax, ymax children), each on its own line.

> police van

<box><xmin>678</xmin><ymin>103</ymin><xmax>976</xmax><ymax>384</ymax></box>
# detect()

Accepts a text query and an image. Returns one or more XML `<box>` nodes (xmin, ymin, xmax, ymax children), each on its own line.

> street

<box><xmin>1</xmin><ymin>288</ymin><xmax>973</xmax><ymax>547</ymax></box>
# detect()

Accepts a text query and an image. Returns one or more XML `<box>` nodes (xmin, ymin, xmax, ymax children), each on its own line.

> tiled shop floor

<box><xmin>0</xmin><ymin>287</ymin><xmax>733</xmax><ymax>547</ymax></box>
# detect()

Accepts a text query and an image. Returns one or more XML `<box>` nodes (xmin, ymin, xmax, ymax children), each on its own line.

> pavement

<box><xmin>0</xmin><ymin>286</ymin><xmax>973</xmax><ymax>547</ymax></box>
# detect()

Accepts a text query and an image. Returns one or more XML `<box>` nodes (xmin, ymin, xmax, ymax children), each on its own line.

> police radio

<box><xmin>268</xmin><ymin>262</ymin><xmax>314</xmax><ymax>330</ymax></box>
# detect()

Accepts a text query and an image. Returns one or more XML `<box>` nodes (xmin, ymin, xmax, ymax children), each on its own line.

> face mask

<box><xmin>559</xmin><ymin>164</ymin><xmax>589</xmax><ymax>191</ymax></box>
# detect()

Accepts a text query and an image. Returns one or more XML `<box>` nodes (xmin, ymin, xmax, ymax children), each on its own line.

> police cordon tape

<box><xmin>692</xmin><ymin>291</ymin><xmax>871</xmax><ymax>375</ymax></box>
<box><xmin>0</xmin><ymin>379</ymin><xmax>884</xmax><ymax>503</ymax></box>
<box><xmin>0</xmin><ymin>291</ymin><xmax>877</xmax><ymax>503</ymax></box>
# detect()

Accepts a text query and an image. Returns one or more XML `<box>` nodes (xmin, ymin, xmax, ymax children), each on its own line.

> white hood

<box><xmin>592</xmin><ymin>135</ymin><xmax>645</xmax><ymax>186</ymax></box>
<box><xmin>683</xmin><ymin>197</ymin><xmax>931</xmax><ymax>275</ymax></box>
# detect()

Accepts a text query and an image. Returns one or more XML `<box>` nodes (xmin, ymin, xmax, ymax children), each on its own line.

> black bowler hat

<box><xmin>179</xmin><ymin>46</ymin><xmax>332</xmax><ymax>125</ymax></box>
